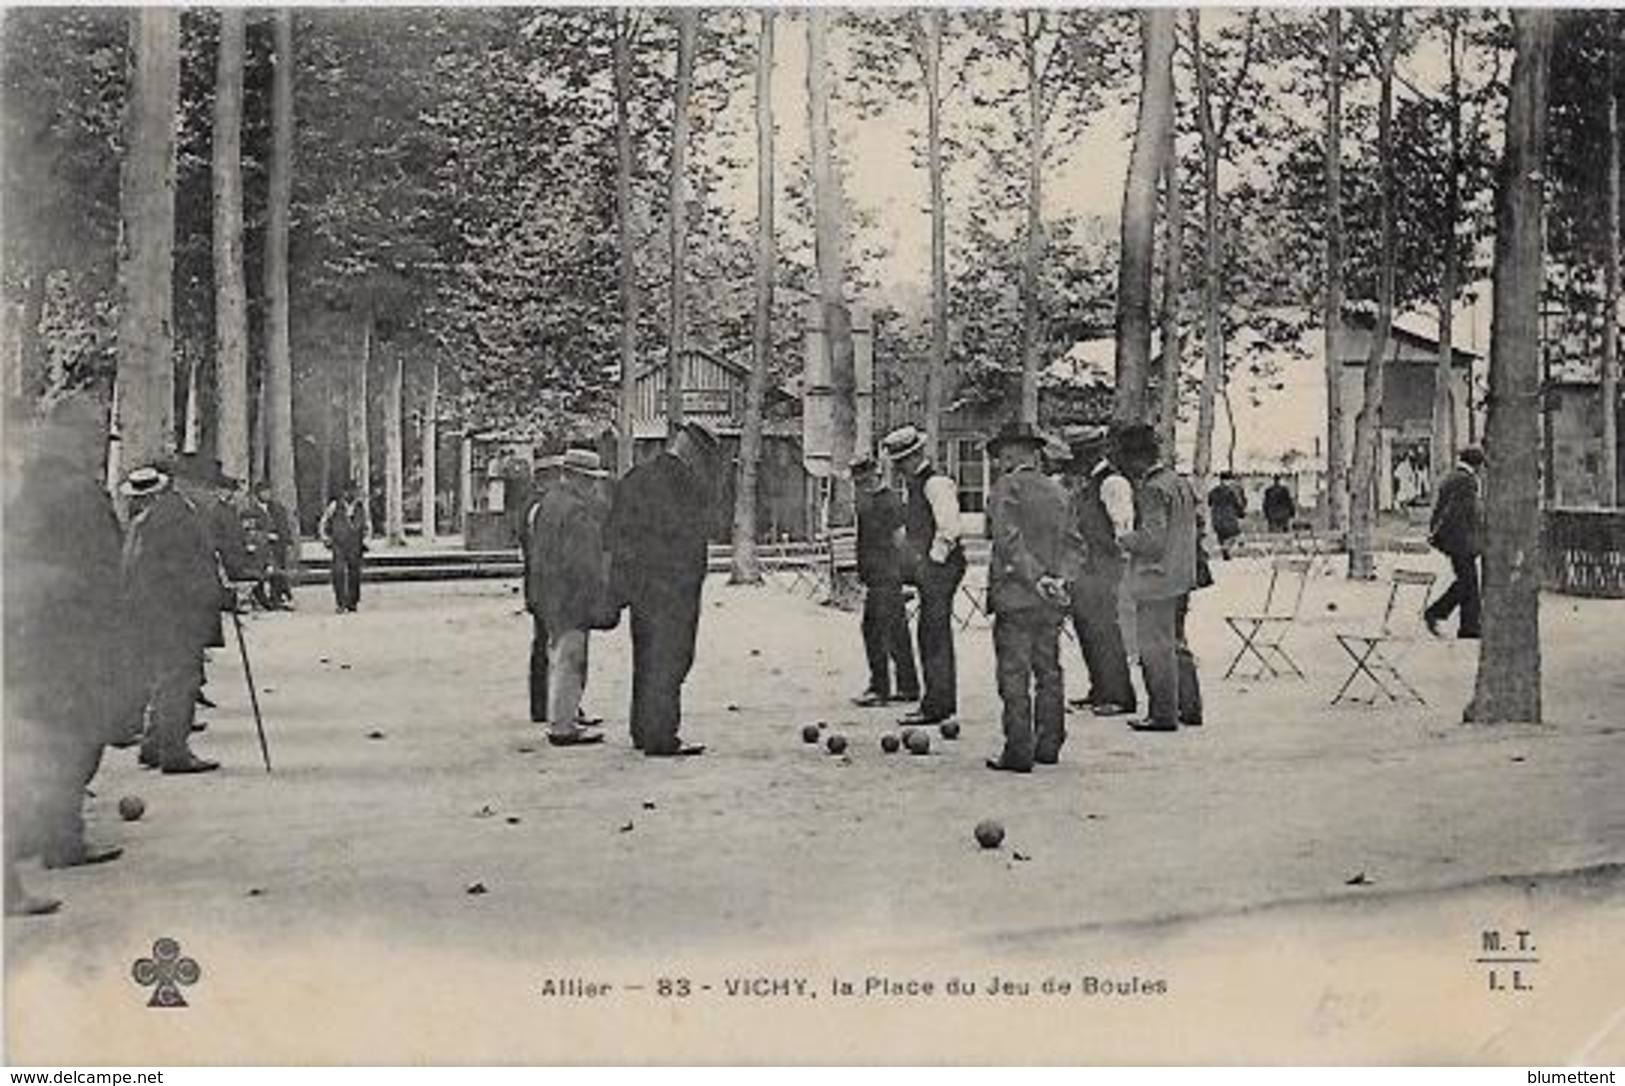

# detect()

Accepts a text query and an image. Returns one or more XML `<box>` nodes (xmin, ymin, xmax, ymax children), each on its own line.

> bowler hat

<box><xmin>1112</xmin><ymin>422</ymin><xmax>1160</xmax><ymax>462</ymax></box>
<box><xmin>986</xmin><ymin>420</ymin><xmax>1047</xmax><ymax>455</ymax></box>
<box><xmin>120</xmin><ymin>465</ymin><xmax>170</xmax><ymax>498</ymax></box>
<box><xmin>881</xmin><ymin>425</ymin><xmax>927</xmax><ymax>462</ymax></box>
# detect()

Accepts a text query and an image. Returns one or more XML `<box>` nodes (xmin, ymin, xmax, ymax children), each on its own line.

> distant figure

<box><xmin>529</xmin><ymin>449</ymin><xmax>613</xmax><ymax>747</ymax></box>
<box><xmin>122</xmin><ymin>465</ymin><xmax>227</xmax><ymax>774</ymax></box>
<box><xmin>252</xmin><ymin>481</ymin><xmax>297</xmax><ymax>610</ymax></box>
<box><xmin>1424</xmin><ymin>445</ymin><xmax>1485</xmax><ymax>640</ymax></box>
<box><xmin>1062</xmin><ymin>425</ymin><xmax>1137</xmax><ymax>717</ymax></box>
<box><xmin>521</xmin><ymin>456</ymin><xmax>563</xmax><ymax>725</ymax></box>
<box><xmin>607</xmin><ymin>421</ymin><xmax>720</xmax><ymax>757</ymax></box>
<box><xmin>984</xmin><ymin>422</ymin><xmax>1082</xmax><ymax>773</ymax></box>
<box><xmin>1263</xmin><ymin>475</ymin><xmax>1296</xmax><ymax>534</ymax></box>
<box><xmin>851</xmin><ymin>452</ymin><xmax>919</xmax><ymax>708</ymax></box>
<box><xmin>1115</xmin><ymin>424</ymin><xmax>1203</xmax><ymax>733</ymax></box>
<box><xmin>4</xmin><ymin>396</ymin><xmax>144</xmax><ymax>915</ymax></box>
<box><xmin>319</xmin><ymin>481</ymin><xmax>370</xmax><ymax>613</ymax></box>
<box><xmin>1206</xmin><ymin>472</ymin><xmax>1246</xmax><ymax>558</ymax></box>
<box><xmin>882</xmin><ymin>424</ymin><xmax>965</xmax><ymax>728</ymax></box>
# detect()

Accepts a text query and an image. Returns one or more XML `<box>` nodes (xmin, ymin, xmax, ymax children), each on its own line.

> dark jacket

<box><xmin>1429</xmin><ymin>465</ymin><xmax>1482</xmax><ymax>558</ymax></box>
<box><xmin>2</xmin><ymin>461</ymin><xmax>144</xmax><ymax>737</ymax></box>
<box><xmin>1124</xmin><ymin>464</ymin><xmax>1200</xmax><ymax>601</ymax></box>
<box><xmin>1070</xmin><ymin>469</ymin><xmax>1125</xmax><ymax>577</ymax></box>
<box><xmin>123</xmin><ymin>488</ymin><xmax>228</xmax><ymax>662</ymax></box>
<box><xmin>855</xmin><ymin>484</ymin><xmax>906</xmax><ymax>586</ymax></box>
<box><xmin>986</xmin><ymin>465</ymin><xmax>1083</xmax><ymax>615</ymax></box>
<box><xmin>1263</xmin><ymin>483</ymin><xmax>1296</xmax><ymax>525</ymax></box>
<box><xmin>1207</xmin><ymin>482</ymin><xmax>1246</xmax><ymax>539</ymax></box>
<box><xmin>607</xmin><ymin>452</ymin><xmax>711</xmax><ymax>601</ymax></box>
<box><xmin>321</xmin><ymin>497</ymin><xmax>370</xmax><ymax>559</ymax></box>
<box><xmin>528</xmin><ymin>478</ymin><xmax>612</xmax><ymax>632</ymax></box>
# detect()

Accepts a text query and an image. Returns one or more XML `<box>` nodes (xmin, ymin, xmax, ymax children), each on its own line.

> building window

<box><xmin>949</xmin><ymin>438</ymin><xmax>986</xmax><ymax>514</ymax></box>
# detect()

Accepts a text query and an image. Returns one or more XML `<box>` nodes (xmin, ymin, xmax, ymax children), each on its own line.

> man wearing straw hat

<box><xmin>529</xmin><ymin>447</ymin><xmax>614</xmax><ymax>747</ymax></box>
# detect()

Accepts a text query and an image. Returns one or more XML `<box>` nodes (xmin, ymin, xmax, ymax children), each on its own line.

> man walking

<box><xmin>530</xmin><ymin>449</ymin><xmax>613</xmax><ymax>747</ymax></box>
<box><xmin>1063</xmin><ymin>425</ymin><xmax>1137</xmax><ymax>717</ymax></box>
<box><xmin>607</xmin><ymin>421</ymin><xmax>719</xmax><ymax>757</ymax></box>
<box><xmin>319</xmin><ymin>481</ymin><xmax>369</xmax><ymax>613</ymax></box>
<box><xmin>851</xmin><ymin>452</ymin><xmax>919</xmax><ymax>707</ymax></box>
<box><xmin>1206</xmin><ymin>471</ymin><xmax>1246</xmax><ymax>558</ymax></box>
<box><xmin>882</xmin><ymin>424</ymin><xmax>964</xmax><ymax>727</ymax></box>
<box><xmin>1115</xmin><ymin>424</ymin><xmax>1203</xmax><ymax>733</ymax></box>
<box><xmin>1263</xmin><ymin>475</ymin><xmax>1296</xmax><ymax>534</ymax></box>
<box><xmin>983</xmin><ymin>423</ymin><xmax>1082</xmax><ymax>773</ymax></box>
<box><xmin>1424</xmin><ymin>445</ymin><xmax>1485</xmax><ymax>640</ymax></box>
<box><xmin>122</xmin><ymin>465</ymin><xmax>226</xmax><ymax>774</ymax></box>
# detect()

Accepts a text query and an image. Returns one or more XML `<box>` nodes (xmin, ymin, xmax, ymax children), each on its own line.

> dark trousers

<box><xmin>529</xmin><ymin>613</ymin><xmax>550</xmax><ymax>723</ymax></box>
<box><xmin>628</xmin><ymin>580</ymin><xmax>703</xmax><ymax>754</ymax></box>
<box><xmin>142</xmin><ymin>651</ymin><xmax>204</xmax><ymax>768</ymax></box>
<box><xmin>993</xmin><ymin>607</ymin><xmax>1066</xmax><ymax>769</ymax></box>
<box><xmin>3</xmin><ymin>716</ymin><xmax>106</xmax><ymax>867</ymax></box>
<box><xmin>1069</xmin><ymin>569</ymin><xmax>1136</xmax><ymax>710</ymax></box>
<box><xmin>1136</xmin><ymin>595</ymin><xmax>1203</xmax><ymax>728</ymax></box>
<box><xmin>913</xmin><ymin>556</ymin><xmax>965</xmax><ymax>720</ymax></box>
<box><xmin>330</xmin><ymin>551</ymin><xmax>363</xmax><ymax>611</ymax></box>
<box><xmin>1426</xmin><ymin>551</ymin><xmax>1482</xmax><ymax>636</ymax></box>
<box><xmin>861</xmin><ymin>581</ymin><xmax>918</xmax><ymax>699</ymax></box>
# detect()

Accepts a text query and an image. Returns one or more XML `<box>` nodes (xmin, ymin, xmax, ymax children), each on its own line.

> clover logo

<box><xmin>132</xmin><ymin>937</ymin><xmax>200</xmax><ymax>1008</ymax></box>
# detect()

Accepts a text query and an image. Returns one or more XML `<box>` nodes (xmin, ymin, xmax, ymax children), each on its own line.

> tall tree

<box><xmin>114</xmin><ymin>7</ymin><xmax>182</xmax><ymax>481</ymax></box>
<box><xmin>1604</xmin><ymin>22</ymin><xmax>1621</xmax><ymax>509</ymax></box>
<box><xmin>1323</xmin><ymin>9</ymin><xmax>1349</xmax><ymax>536</ymax></box>
<box><xmin>1115</xmin><ymin>10</ymin><xmax>1175</xmax><ymax>425</ymax></box>
<box><xmin>1018</xmin><ymin>11</ymin><xmax>1046</xmax><ymax>426</ymax></box>
<box><xmin>1157</xmin><ymin>116</ymin><xmax>1183</xmax><ymax>454</ymax></box>
<box><xmin>349</xmin><ymin>312</ymin><xmax>371</xmax><ymax>507</ymax></box>
<box><xmin>383</xmin><ymin>341</ymin><xmax>404</xmax><ymax>544</ymax></box>
<box><xmin>808</xmin><ymin>7</ymin><xmax>855</xmax><ymax>479</ymax></box>
<box><xmin>1468</xmin><ymin>10</ymin><xmax>1553</xmax><ymax>725</ymax></box>
<box><xmin>264</xmin><ymin>8</ymin><xmax>297</xmax><ymax>514</ymax></box>
<box><xmin>666</xmin><ymin>9</ymin><xmax>698</xmax><ymax>430</ymax></box>
<box><xmin>1430</xmin><ymin>10</ymin><xmax>1466</xmax><ymax>485</ymax></box>
<box><xmin>1346</xmin><ymin>11</ymin><xmax>1402</xmax><ymax>581</ymax></box>
<box><xmin>613</xmin><ymin>12</ymin><xmax>641</xmax><ymax>473</ymax></box>
<box><xmin>923</xmin><ymin>9</ymin><xmax>948</xmax><ymax>458</ymax></box>
<box><xmin>421</xmin><ymin>357</ymin><xmax>438</xmax><ymax>541</ymax></box>
<box><xmin>731</xmin><ymin>9</ymin><xmax>775</xmax><ymax>585</ymax></box>
<box><xmin>212</xmin><ymin>7</ymin><xmax>250</xmax><ymax>482</ymax></box>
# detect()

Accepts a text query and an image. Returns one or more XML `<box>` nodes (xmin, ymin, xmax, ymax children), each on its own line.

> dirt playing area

<box><xmin>6</xmin><ymin>553</ymin><xmax>1623</xmax><ymax>1063</ymax></box>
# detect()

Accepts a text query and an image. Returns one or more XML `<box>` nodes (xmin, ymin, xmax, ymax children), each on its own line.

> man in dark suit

<box><xmin>851</xmin><ymin>452</ymin><xmax>919</xmax><ymax>707</ymax></box>
<box><xmin>1424</xmin><ymin>445</ymin><xmax>1485</xmax><ymax>639</ymax></box>
<box><xmin>4</xmin><ymin>396</ymin><xmax>144</xmax><ymax>913</ymax></box>
<box><xmin>1062</xmin><ymin>425</ymin><xmax>1137</xmax><ymax>717</ymax></box>
<box><xmin>984</xmin><ymin>422</ymin><xmax>1083</xmax><ymax>773</ymax></box>
<box><xmin>319</xmin><ymin>480</ymin><xmax>370</xmax><ymax>613</ymax></box>
<box><xmin>607</xmin><ymin>421</ymin><xmax>719</xmax><ymax>757</ymax></box>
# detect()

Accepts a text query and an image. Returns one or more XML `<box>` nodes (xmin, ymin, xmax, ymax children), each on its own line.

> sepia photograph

<box><xmin>1</xmin><ymin>2</ymin><xmax>1622</xmax><ymax>1066</ymax></box>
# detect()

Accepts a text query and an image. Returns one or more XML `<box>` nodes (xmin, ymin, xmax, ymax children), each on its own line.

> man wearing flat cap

<box><xmin>606</xmin><ymin>420</ymin><xmax>720</xmax><ymax>756</ymax></box>
<box><xmin>528</xmin><ymin>448</ymin><xmax>614</xmax><ymax>747</ymax></box>
<box><xmin>881</xmin><ymin>424</ymin><xmax>964</xmax><ymax>727</ymax></box>
<box><xmin>851</xmin><ymin>451</ymin><xmax>919</xmax><ymax>708</ymax></box>
<box><xmin>984</xmin><ymin>421</ymin><xmax>1083</xmax><ymax>772</ymax></box>
<box><xmin>1063</xmin><ymin>424</ymin><xmax>1138</xmax><ymax>717</ymax></box>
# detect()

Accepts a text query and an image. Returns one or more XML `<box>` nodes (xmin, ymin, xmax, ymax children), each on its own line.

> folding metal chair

<box><xmin>1330</xmin><ymin>568</ymin><xmax>1438</xmax><ymax>706</ymax></box>
<box><xmin>1222</xmin><ymin>556</ymin><xmax>1313</xmax><ymax>679</ymax></box>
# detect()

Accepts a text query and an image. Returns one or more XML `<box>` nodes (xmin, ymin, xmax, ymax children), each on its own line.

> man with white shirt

<box><xmin>881</xmin><ymin>425</ymin><xmax>964</xmax><ymax>727</ymax></box>
<box><xmin>1063</xmin><ymin>425</ymin><xmax>1137</xmax><ymax>717</ymax></box>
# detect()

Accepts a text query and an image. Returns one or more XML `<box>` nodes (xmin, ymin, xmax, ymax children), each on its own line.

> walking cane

<box><xmin>230</xmin><ymin>606</ymin><xmax>274</xmax><ymax>773</ymax></box>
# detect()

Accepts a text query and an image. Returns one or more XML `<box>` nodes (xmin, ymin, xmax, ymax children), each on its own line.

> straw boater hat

<box><xmin>119</xmin><ymin>465</ymin><xmax>170</xmax><ymax>497</ymax></box>
<box><xmin>880</xmin><ymin>425</ymin><xmax>927</xmax><ymax>462</ymax></box>
<box><xmin>560</xmin><ymin>448</ymin><xmax>608</xmax><ymax>478</ymax></box>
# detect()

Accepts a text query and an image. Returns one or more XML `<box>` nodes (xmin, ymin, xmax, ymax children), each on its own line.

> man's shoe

<box><xmin>1091</xmin><ymin>702</ymin><xmax>1134</xmax><ymax>717</ymax></box>
<box><xmin>851</xmin><ymin>691</ymin><xmax>890</xmax><ymax>708</ymax></box>
<box><xmin>6</xmin><ymin>892</ymin><xmax>62</xmax><ymax>917</ymax></box>
<box><xmin>985</xmin><ymin>757</ymin><xmax>1033</xmax><ymax>774</ymax></box>
<box><xmin>546</xmin><ymin>730</ymin><xmax>605</xmax><ymax>748</ymax></box>
<box><xmin>138</xmin><ymin>746</ymin><xmax>159</xmax><ymax>769</ymax></box>
<box><xmin>190</xmin><ymin>720</ymin><xmax>208</xmax><ymax>733</ymax></box>
<box><xmin>1180</xmin><ymin>716</ymin><xmax>1204</xmax><ymax>728</ymax></box>
<box><xmin>644</xmin><ymin>743</ymin><xmax>706</xmax><ymax>758</ymax></box>
<box><xmin>1458</xmin><ymin>629</ymin><xmax>1482</xmax><ymax>640</ymax></box>
<box><xmin>894</xmin><ymin>690</ymin><xmax>921</xmax><ymax>703</ymax></box>
<box><xmin>1423</xmin><ymin>610</ymin><xmax>1442</xmax><ymax>638</ymax></box>
<box><xmin>161</xmin><ymin>755</ymin><xmax>220</xmax><ymax>775</ymax></box>
<box><xmin>576</xmin><ymin>714</ymin><xmax>604</xmax><ymax>728</ymax></box>
<box><xmin>43</xmin><ymin>845</ymin><xmax>123</xmax><ymax>870</ymax></box>
<box><xmin>1127</xmin><ymin>719</ymin><xmax>1178</xmax><ymax>733</ymax></box>
<box><xmin>898</xmin><ymin>710</ymin><xmax>950</xmax><ymax>727</ymax></box>
<box><xmin>196</xmin><ymin>691</ymin><xmax>218</xmax><ymax>709</ymax></box>
<box><xmin>1067</xmin><ymin>697</ymin><xmax>1093</xmax><ymax>711</ymax></box>
<box><xmin>1034</xmin><ymin>751</ymin><xmax>1060</xmax><ymax>766</ymax></box>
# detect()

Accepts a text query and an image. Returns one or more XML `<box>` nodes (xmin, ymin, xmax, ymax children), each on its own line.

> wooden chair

<box><xmin>1222</xmin><ymin>556</ymin><xmax>1314</xmax><ymax>680</ymax></box>
<box><xmin>1330</xmin><ymin>568</ymin><xmax>1438</xmax><ymax>706</ymax></box>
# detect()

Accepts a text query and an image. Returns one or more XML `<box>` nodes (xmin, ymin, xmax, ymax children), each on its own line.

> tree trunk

<box><xmin>1157</xmin><ymin>117</ymin><xmax>1183</xmax><ymax>455</ymax></box>
<box><xmin>731</xmin><ymin>9</ymin><xmax>775</xmax><ymax>586</ymax></box>
<box><xmin>264</xmin><ymin>8</ymin><xmax>297</xmax><ymax>516</ymax></box>
<box><xmin>1431</xmin><ymin>11</ymin><xmax>1463</xmax><ymax>486</ymax></box>
<box><xmin>614</xmin><ymin>14</ymin><xmax>639</xmax><ymax>474</ymax></box>
<box><xmin>18</xmin><ymin>269</ymin><xmax>47</xmax><ymax>401</ymax></box>
<box><xmin>923</xmin><ymin>9</ymin><xmax>948</xmax><ymax>459</ymax></box>
<box><xmin>1347</xmin><ymin>12</ymin><xmax>1402</xmax><ymax>581</ymax></box>
<box><xmin>666</xmin><ymin>9</ymin><xmax>697</xmax><ymax>432</ymax></box>
<box><xmin>1114</xmin><ymin>9</ymin><xmax>1175</xmax><ymax>425</ymax></box>
<box><xmin>808</xmin><ymin>8</ymin><xmax>855</xmax><ymax>486</ymax></box>
<box><xmin>182</xmin><ymin>353</ymin><xmax>201</xmax><ymax>453</ymax></box>
<box><xmin>1467</xmin><ymin>9</ymin><xmax>1552</xmax><ymax>726</ymax></box>
<box><xmin>383</xmin><ymin>344</ymin><xmax>404</xmax><ymax>544</ymax></box>
<box><xmin>1019</xmin><ymin>12</ymin><xmax>1045</xmax><ymax>427</ymax></box>
<box><xmin>212</xmin><ymin>7</ymin><xmax>250</xmax><ymax>483</ymax></box>
<box><xmin>1603</xmin><ymin>22</ymin><xmax>1620</xmax><ymax>509</ymax></box>
<box><xmin>349</xmin><ymin>313</ymin><xmax>372</xmax><ymax>519</ymax></box>
<box><xmin>320</xmin><ymin>353</ymin><xmax>333</xmax><ymax>503</ymax></box>
<box><xmin>1191</xmin><ymin>12</ymin><xmax>1224</xmax><ymax>488</ymax></box>
<box><xmin>114</xmin><ymin>7</ymin><xmax>182</xmax><ymax>482</ymax></box>
<box><xmin>421</xmin><ymin>358</ymin><xmax>438</xmax><ymax>542</ymax></box>
<box><xmin>458</xmin><ymin>433</ymin><xmax>472</xmax><ymax>537</ymax></box>
<box><xmin>1323</xmin><ymin>9</ymin><xmax>1349</xmax><ymax>537</ymax></box>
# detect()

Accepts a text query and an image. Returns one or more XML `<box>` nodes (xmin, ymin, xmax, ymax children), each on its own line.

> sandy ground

<box><xmin>6</xmin><ymin>551</ymin><xmax>1624</xmax><ymax>1064</ymax></box>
